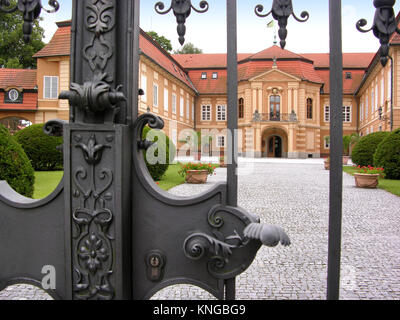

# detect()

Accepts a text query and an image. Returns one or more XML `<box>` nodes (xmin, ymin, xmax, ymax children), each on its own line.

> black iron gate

<box><xmin>0</xmin><ymin>0</ymin><xmax>397</xmax><ymax>300</ymax></box>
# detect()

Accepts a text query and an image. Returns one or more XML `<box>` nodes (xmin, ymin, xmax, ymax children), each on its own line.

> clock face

<box><xmin>8</xmin><ymin>89</ymin><xmax>19</xmax><ymax>101</ymax></box>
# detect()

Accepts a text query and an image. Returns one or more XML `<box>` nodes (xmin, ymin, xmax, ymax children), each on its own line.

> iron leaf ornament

<box><xmin>357</xmin><ymin>0</ymin><xmax>400</xmax><ymax>67</ymax></box>
<box><xmin>155</xmin><ymin>0</ymin><xmax>209</xmax><ymax>45</ymax></box>
<box><xmin>255</xmin><ymin>0</ymin><xmax>309</xmax><ymax>49</ymax></box>
<box><xmin>0</xmin><ymin>0</ymin><xmax>60</xmax><ymax>42</ymax></box>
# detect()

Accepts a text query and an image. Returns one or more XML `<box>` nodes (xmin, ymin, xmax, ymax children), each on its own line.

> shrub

<box><xmin>0</xmin><ymin>124</ymin><xmax>35</xmax><ymax>197</ymax></box>
<box><xmin>142</xmin><ymin>126</ymin><xmax>176</xmax><ymax>181</ymax></box>
<box><xmin>14</xmin><ymin>124</ymin><xmax>63</xmax><ymax>171</ymax></box>
<box><xmin>373</xmin><ymin>128</ymin><xmax>400</xmax><ymax>180</ymax></box>
<box><xmin>351</xmin><ymin>132</ymin><xmax>390</xmax><ymax>167</ymax></box>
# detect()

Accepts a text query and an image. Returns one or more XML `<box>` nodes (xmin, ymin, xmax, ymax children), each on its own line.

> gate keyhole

<box><xmin>146</xmin><ymin>251</ymin><xmax>165</xmax><ymax>282</ymax></box>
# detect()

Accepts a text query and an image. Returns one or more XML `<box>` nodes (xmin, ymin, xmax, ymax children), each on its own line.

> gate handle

<box><xmin>244</xmin><ymin>223</ymin><xmax>291</xmax><ymax>247</ymax></box>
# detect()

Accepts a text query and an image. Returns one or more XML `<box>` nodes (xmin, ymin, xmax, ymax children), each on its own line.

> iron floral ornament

<box><xmin>255</xmin><ymin>0</ymin><xmax>309</xmax><ymax>49</ymax></box>
<box><xmin>0</xmin><ymin>0</ymin><xmax>59</xmax><ymax>42</ymax></box>
<box><xmin>357</xmin><ymin>0</ymin><xmax>400</xmax><ymax>67</ymax></box>
<box><xmin>155</xmin><ymin>0</ymin><xmax>209</xmax><ymax>45</ymax></box>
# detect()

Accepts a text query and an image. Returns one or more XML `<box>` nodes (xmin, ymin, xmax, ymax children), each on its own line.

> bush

<box><xmin>374</xmin><ymin>128</ymin><xmax>400</xmax><ymax>180</ymax></box>
<box><xmin>14</xmin><ymin>124</ymin><xmax>63</xmax><ymax>171</ymax></box>
<box><xmin>0</xmin><ymin>124</ymin><xmax>35</xmax><ymax>197</ymax></box>
<box><xmin>142</xmin><ymin>126</ymin><xmax>176</xmax><ymax>181</ymax></box>
<box><xmin>351</xmin><ymin>132</ymin><xmax>390</xmax><ymax>167</ymax></box>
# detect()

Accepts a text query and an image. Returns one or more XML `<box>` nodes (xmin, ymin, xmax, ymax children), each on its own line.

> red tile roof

<box><xmin>315</xmin><ymin>69</ymin><xmax>366</xmax><ymax>95</ymax></box>
<box><xmin>173</xmin><ymin>53</ymin><xmax>252</xmax><ymax>69</ymax></box>
<box><xmin>0</xmin><ymin>69</ymin><xmax>37</xmax><ymax>90</ymax></box>
<box><xmin>139</xmin><ymin>30</ymin><xmax>196</xmax><ymax>92</ymax></box>
<box><xmin>0</xmin><ymin>92</ymin><xmax>37</xmax><ymax>110</ymax></box>
<box><xmin>33</xmin><ymin>21</ymin><xmax>71</xmax><ymax>58</ymax></box>
<box><xmin>188</xmin><ymin>70</ymin><xmax>227</xmax><ymax>94</ymax></box>
<box><xmin>301</xmin><ymin>53</ymin><xmax>375</xmax><ymax>69</ymax></box>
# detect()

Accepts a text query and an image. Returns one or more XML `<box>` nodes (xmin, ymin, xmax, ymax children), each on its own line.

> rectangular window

<box><xmin>387</xmin><ymin>69</ymin><xmax>392</xmax><ymax>100</ymax></box>
<box><xmin>366</xmin><ymin>96</ymin><xmax>368</xmax><ymax>119</ymax></box>
<box><xmin>201</xmin><ymin>72</ymin><xmax>207</xmax><ymax>79</ymax></box>
<box><xmin>141</xmin><ymin>75</ymin><xmax>147</xmax><ymax>102</ymax></box>
<box><xmin>212</xmin><ymin>72</ymin><xmax>218</xmax><ymax>79</ymax></box>
<box><xmin>217</xmin><ymin>105</ymin><xmax>226</xmax><ymax>121</ymax></box>
<box><xmin>375</xmin><ymin>85</ymin><xmax>378</xmax><ymax>111</ymax></box>
<box><xmin>324</xmin><ymin>106</ymin><xmax>330</xmax><ymax>122</ymax></box>
<box><xmin>201</xmin><ymin>105</ymin><xmax>211</xmax><ymax>121</ymax></box>
<box><xmin>186</xmin><ymin>100</ymin><xmax>190</xmax><ymax>119</ymax></box>
<box><xmin>360</xmin><ymin>102</ymin><xmax>364</xmax><ymax>122</ymax></box>
<box><xmin>180</xmin><ymin>97</ymin><xmax>184</xmax><ymax>117</ymax></box>
<box><xmin>164</xmin><ymin>89</ymin><xmax>169</xmax><ymax>111</ymax></box>
<box><xmin>153</xmin><ymin>84</ymin><xmax>158</xmax><ymax>107</ymax></box>
<box><xmin>172</xmin><ymin>94</ymin><xmax>177</xmax><ymax>114</ymax></box>
<box><xmin>324</xmin><ymin>136</ymin><xmax>330</xmax><ymax>149</ymax></box>
<box><xmin>192</xmin><ymin>102</ymin><xmax>195</xmax><ymax>121</ymax></box>
<box><xmin>370</xmin><ymin>126</ymin><xmax>374</xmax><ymax>134</ymax></box>
<box><xmin>343</xmin><ymin>106</ymin><xmax>351</xmax><ymax>122</ymax></box>
<box><xmin>371</xmin><ymin>89</ymin><xmax>375</xmax><ymax>113</ymax></box>
<box><xmin>44</xmin><ymin>76</ymin><xmax>59</xmax><ymax>99</ymax></box>
<box><xmin>217</xmin><ymin>135</ymin><xmax>225</xmax><ymax>148</ymax></box>
<box><xmin>381</xmin><ymin>77</ymin><xmax>385</xmax><ymax>105</ymax></box>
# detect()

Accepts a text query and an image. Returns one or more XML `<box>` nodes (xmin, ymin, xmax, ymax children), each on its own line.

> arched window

<box><xmin>0</xmin><ymin>117</ymin><xmax>32</xmax><ymax>134</ymax></box>
<box><xmin>307</xmin><ymin>98</ymin><xmax>313</xmax><ymax>119</ymax></box>
<box><xmin>270</xmin><ymin>95</ymin><xmax>281</xmax><ymax>120</ymax></box>
<box><xmin>238</xmin><ymin>98</ymin><xmax>244</xmax><ymax>119</ymax></box>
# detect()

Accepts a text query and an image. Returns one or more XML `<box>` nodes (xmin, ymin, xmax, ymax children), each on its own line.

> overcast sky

<box><xmin>40</xmin><ymin>0</ymin><xmax>400</xmax><ymax>54</ymax></box>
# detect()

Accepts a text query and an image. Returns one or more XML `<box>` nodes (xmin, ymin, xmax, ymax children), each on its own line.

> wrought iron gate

<box><xmin>0</xmin><ymin>0</ymin><xmax>397</xmax><ymax>300</ymax></box>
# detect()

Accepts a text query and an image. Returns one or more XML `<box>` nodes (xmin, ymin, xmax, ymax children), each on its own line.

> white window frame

<box><xmin>366</xmin><ymin>96</ymin><xmax>368</xmax><ymax>118</ymax></box>
<box><xmin>216</xmin><ymin>105</ymin><xmax>227</xmax><ymax>121</ymax></box>
<box><xmin>360</xmin><ymin>102</ymin><xmax>364</xmax><ymax>122</ymax></box>
<box><xmin>192</xmin><ymin>102</ymin><xmax>195</xmax><ymax>121</ymax></box>
<box><xmin>43</xmin><ymin>76</ymin><xmax>59</xmax><ymax>100</ymax></box>
<box><xmin>153</xmin><ymin>83</ymin><xmax>158</xmax><ymax>107</ymax></box>
<box><xmin>343</xmin><ymin>106</ymin><xmax>351</xmax><ymax>123</ymax></box>
<box><xmin>371</xmin><ymin>88</ymin><xmax>375</xmax><ymax>113</ymax></box>
<box><xmin>186</xmin><ymin>100</ymin><xmax>190</xmax><ymax>119</ymax></box>
<box><xmin>375</xmin><ymin>84</ymin><xmax>378</xmax><ymax>111</ymax></box>
<box><xmin>201</xmin><ymin>105</ymin><xmax>211</xmax><ymax>121</ymax></box>
<box><xmin>172</xmin><ymin>93</ymin><xmax>177</xmax><ymax>114</ymax></box>
<box><xmin>212</xmin><ymin>72</ymin><xmax>218</xmax><ymax>79</ymax></box>
<box><xmin>381</xmin><ymin>77</ymin><xmax>384</xmax><ymax>105</ymax></box>
<box><xmin>387</xmin><ymin>69</ymin><xmax>392</xmax><ymax>100</ymax></box>
<box><xmin>324</xmin><ymin>106</ymin><xmax>330</xmax><ymax>123</ymax></box>
<box><xmin>180</xmin><ymin>97</ymin><xmax>184</xmax><ymax>117</ymax></box>
<box><xmin>164</xmin><ymin>88</ymin><xmax>169</xmax><ymax>111</ymax></box>
<box><xmin>216</xmin><ymin>135</ymin><xmax>226</xmax><ymax>148</ymax></box>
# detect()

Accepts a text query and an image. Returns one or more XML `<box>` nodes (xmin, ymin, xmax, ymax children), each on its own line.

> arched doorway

<box><xmin>268</xmin><ymin>135</ymin><xmax>282</xmax><ymax>158</ymax></box>
<box><xmin>262</xmin><ymin>127</ymin><xmax>288</xmax><ymax>158</ymax></box>
<box><xmin>0</xmin><ymin>117</ymin><xmax>32</xmax><ymax>134</ymax></box>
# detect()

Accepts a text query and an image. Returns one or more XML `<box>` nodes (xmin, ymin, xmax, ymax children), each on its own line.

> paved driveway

<box><xmin>1</xmin><ymin>159</ymin><xmax>399</xmax><ymax>300</ymax></box>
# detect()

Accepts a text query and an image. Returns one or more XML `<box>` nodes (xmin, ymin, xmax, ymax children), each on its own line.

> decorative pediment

<box><xmin>249</xmin><ymin>69</ymin><xmax>300</xmax><ymax>82</ymax></box>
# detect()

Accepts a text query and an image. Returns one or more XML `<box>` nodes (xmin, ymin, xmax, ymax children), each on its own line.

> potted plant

<box><xmin>353</xmin><ymin>165</ymin><xmax>385</xmax><ymax>189</ymax></box>
<box><xmin>324</xmin><ymin>157</ymin><xmax>330</xmax><ymax>170</ymax></box>
<box><xmin>178</xmin><ymin>162</ymin><xmax>216</xmax><ymax>184</ymax></box>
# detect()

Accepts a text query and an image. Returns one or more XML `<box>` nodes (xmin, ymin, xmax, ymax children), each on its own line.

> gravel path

<box><xmin>1</xmin><ymin>160</ymin><xmax>400</xmax><ymax>300</ymax></box>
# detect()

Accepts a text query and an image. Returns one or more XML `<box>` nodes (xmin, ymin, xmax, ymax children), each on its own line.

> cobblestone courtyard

<box><xmin>1</xmin><ymin>159</ymin><xmax>400</xmax><ymax>300</ymax></box>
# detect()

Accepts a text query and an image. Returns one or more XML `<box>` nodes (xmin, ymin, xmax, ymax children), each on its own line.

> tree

<box><xmin>146</xmin><ymin>31</ymin><xmax>172</xmax><ymax>52</ymax></box>
<box><xmin>0</xmin><ymin>1</ymin><xmax>45</xmax><ymax>69</ymax></box>
<box><xmin>174</xmin><ymin>42</ymin><xmax>203</xmax><ymax>54</ymax></box>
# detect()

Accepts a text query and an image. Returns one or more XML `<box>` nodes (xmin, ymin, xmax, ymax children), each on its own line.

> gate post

<box><xmin>59</xmin><ymin>0</ymin><xmax>140</xmax><ymax>300</ymax></box>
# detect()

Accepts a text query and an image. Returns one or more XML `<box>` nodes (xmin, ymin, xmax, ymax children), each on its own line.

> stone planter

<box><xmin>354</xmin><ymin>173</ymin><xmax>380</xmax><ymax>188</ymax></box>
<box><xmin>185</xmin><ymin>170</ymin><xmax>209</xmax><ymax>184</ymax></box>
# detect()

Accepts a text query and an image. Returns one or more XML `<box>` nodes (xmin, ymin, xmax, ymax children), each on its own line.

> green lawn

<box><xmin>33</xmin><ymin>171</ymin><xmax>64</xmax><ymax>199</ymax></box>
<box><xmin>33</xmin><ymin>165</ymin><xmax>185</xmax><ymax>199</ymax></box>
<box><xmin>343</xmin><ymin>166</ymin><xmax>400</xmax><ymax>197</ymax></box>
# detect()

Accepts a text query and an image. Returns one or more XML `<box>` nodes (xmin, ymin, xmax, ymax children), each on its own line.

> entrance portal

<box><xmin>267</xmin><ymin>135</ymin><xmax>282</xmax><ymax>158</ymax></box>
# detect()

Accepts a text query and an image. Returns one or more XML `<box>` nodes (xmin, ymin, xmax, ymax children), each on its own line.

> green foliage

<box><xmin>373</xmin><ymin>128</ymin><xmax>400</xmax><ymax>180</ymax></box>
<box><xmin>142</xmin><ymin>126</ymin><xmax>176</xmax><ymax>181</ymax></box>
<box><xmin>0</xmin><ymin>124</ymin><xmax>35</xmax><ymax>197</ymax></box>
<box><xmin>174</xmin><ymin>42</ymin><xmax>203</xmax><ymax>54</ymax></box>
<box><xmin>0</xmin><ymin>0</ymin><xmax>45</xmax><ymax>68</ymax></box>
<box><xmin>351</xmin><ymin>132</ymin><xmax>390</xmax><ymax>167</ymax></box>
<box><xmin>146</xmin><ymin>31</ymin><xmax>172</xmax><ymax>52</ymax></box>
<box><xmin>14</xmin><ymin>124</ymin><xmax>63</xmax><ymax>171</ymax></box>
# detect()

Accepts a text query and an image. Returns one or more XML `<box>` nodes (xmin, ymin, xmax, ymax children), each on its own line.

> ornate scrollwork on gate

<box><xmin>71</xmin><ymin>133</ymin><xmax>115</xmax><ymax>300</ymax></box>
<box><xmin>255</xmin><ymin>0</ymin><xmax>309</xmax><ymax>49</ymax></box>
<box><xmin>357</xmin><ymin>0</ymin><xmax>400</xmax><ymax>66</ymax></box>
<box><xmin>155</xmin><ymin>0</ymin><xmax>209</xmax><ymax>45</ymax></box>
<box><xmin>0</xmin><ymin>0</ymin><xmax>59</xmax><ymax>42</ymax></box>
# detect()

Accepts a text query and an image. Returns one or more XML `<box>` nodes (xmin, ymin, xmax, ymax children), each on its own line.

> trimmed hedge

<box><xmin>351</xmin><ymin>132</ymin><xmax>390</xmax><ymax>167</ymax></box>
<box><xmin>14</xmin><ymin>124</ymin><xmax>63</xmax><ymax>171</ymax></box>
<box><xmin>142</xmin><ymin>126</ymin><xmax>176</xmax><ymax>181</ymax></box>
<box><xmin>374</xmin><ymin>128</ymin><xmax>400</xmax><ymax>180</ymax></box>
<box><xmin>0</xmin><ymin>124</ymin><xmax>35</xmax><ymax>197</ymax></box>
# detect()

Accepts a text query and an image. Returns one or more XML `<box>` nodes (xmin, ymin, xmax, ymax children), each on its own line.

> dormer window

<box><xmin>212</xmin><ymin>72</ymin><xmax>218</xmax><ymax>79</ymax></box>
<box><xmin>201</xmin><ymin>72</ymin><xmax>207</xmax><ymax>79</ymax></box>
<box><xmin>4</xmin><ymin>88</ymin><xmax>23</xmax><ymax>104</ymax></box>
<box><xmin>345</xmin><ymin>72</ymin><xmax>352</xmax><ymax>79</ymax></box>
<box><xmin>9</xmin><ymin>89</ymin><xmax>19</xmax><ymax>101</ymax></box>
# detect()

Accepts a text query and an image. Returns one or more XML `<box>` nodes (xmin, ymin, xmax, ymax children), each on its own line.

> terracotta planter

<box><xmin>354</xmin><ymin>173</ymin><xmax>380</xmax><ymax>188</ymax></box>
<box><xmin>185</xmin><ymin>170</ymin><xmax>209</xmax><ymax>184</ymax></box>
<box><xmin>342</xmin><ymin>156</ymin><xmax>350</xmax><ymax>165</ymax></box>
<box><xmin>324</xmin><ymin>161</ymin><xmax>330</xmax><ymax>170</ymax></box>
